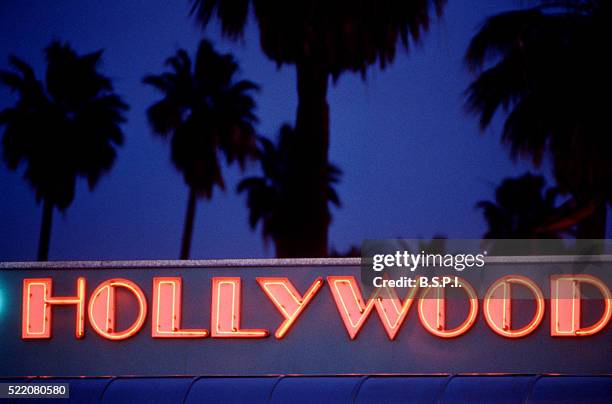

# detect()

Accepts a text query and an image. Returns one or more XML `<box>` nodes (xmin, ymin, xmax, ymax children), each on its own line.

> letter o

<box><xmin>88</xmin><ymin>278</ymin><xmax>147</xmax><ymax>340</ymax></box>
<box><xmin>484</xmin><ymin>275</ymin><xmax>544</xmax><ymax>338</ymax></box>
<box><xmin>418</xmin><ymin>277</ymin><xmax>478</xmax><ymax>338</ymax></box>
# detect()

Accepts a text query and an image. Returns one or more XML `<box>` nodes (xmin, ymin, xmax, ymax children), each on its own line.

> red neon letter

<box><xmin>484</xmin><ymin>275</ymin><xmax>544</xmax><ymax>338</ymax></box>
<box><xmin>257</xmin><ymin>277</ymin><xmax>323</xmax><ymax>338</ymax></box>
<box><xmin>152</xmin><ymin>277</ymin><xmax>208</xmax><ymax>338</ymax></box>
<box><xmin>327</xmin><ymin>276</ymin><xmax>419</xmax><ymax>340</ymax></box>
<box><xmin>22</xmin><ymin>277</ymin><xmax>86</xmax><ymax>339</ymax></box>
<box><xmin>211</xmin><ymin>277</ymin><xmax>268</xmax><ymax>338</ymax></box>
<box><xmin>551</xmin><ymin>274</ymin><xmax>611</xmax><ymax>337</ymax></box>
<box><xmin>88</xmin><ymin>278</ymin><xmax>147</xmax><ymax>340</ymax></box>
<box><xmin>418</xmin><ymin>277</ymin><xmax>478</xmax><ymax>338</ymax></box>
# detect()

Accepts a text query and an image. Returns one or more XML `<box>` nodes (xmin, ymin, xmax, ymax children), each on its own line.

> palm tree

<box><xmin>144</xmin><ymin>39</ymin><xmax>258</xmax><ymax>259</ymax></box>
<box><xmin>477</xmin><ymin>173</ymin><xmax>563</xmax><ymax>239</ymax></box>
<box><xmin>191</xmin><ymin>0</ymin><xmax>445</xmax><ymax>257</ymax></box>
<box><xmin>465</xmin><ymin>0</ymin><xmax>611</xmax><ymax>238</ymax></box>
<box><xmin>0</xmin><ymin>41</ymin><xmax>127</xmax><ymax>261</ymax></box>
<box><xmin>237</xmin><ymin>124</ymin><xmax>341</xmax><ymax>257</ymax></box>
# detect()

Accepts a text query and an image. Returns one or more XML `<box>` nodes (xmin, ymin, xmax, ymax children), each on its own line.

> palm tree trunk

<box><xmin>286</xmin><ymin>58</ymin><xmax>330</xmax><ymax>258</ymax></box>
<box><xmin>274</xmin><ymin>237</ymin><xmax>292</xmax><ymax>259</ymax></box>
<box><xmin>180</xmin><ymin>189</ymin><xmax>197</xmax><ymax>260</ymax></box>
<box><xmin>37</xmin><ymin>199</ymin><xmax>53</xmax><ymax>261</ymax></box>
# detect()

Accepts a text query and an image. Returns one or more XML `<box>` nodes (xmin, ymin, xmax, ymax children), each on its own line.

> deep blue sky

<box><xmin>1</xmin><ymin>0</ymin><xmax>605</xmax><ymax>261</ymax></box>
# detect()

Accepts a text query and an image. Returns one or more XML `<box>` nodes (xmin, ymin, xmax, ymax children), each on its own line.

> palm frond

<box><xmin>192</xmin><ymin>0</ymin><xmax>445</xmax><ymax>75</ymax></box>
<box><xmin>0</xmin><ymin>41</ymin><xmax>127</xmax><ymax>210</ymax></box>
<box><xmin>144</xmin><ymin>39</ymin><xmax>258</xmax><ymax>197</ymax></box>
<box><xmin>190</xmin><ymin>0</ymin><xmax>250</xmax><ymax>39</ymax></box>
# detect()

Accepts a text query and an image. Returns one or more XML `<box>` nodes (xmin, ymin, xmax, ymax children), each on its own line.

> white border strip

<box><xmin>1</xmin><ymin>255</ymin><xmax>612</xmax><ymax>270</ymax></box>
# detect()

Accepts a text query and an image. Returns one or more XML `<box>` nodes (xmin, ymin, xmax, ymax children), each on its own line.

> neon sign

<box><xmin>21</xmin><ymin>275</ymin><xmax>611</xmax><ymax>341</ymax></box>
<box><xmin>483</xmin><ymin>275</ymin><xmax>545</xmax><ymax>338</ymax></box>
<box><xmin>152</xmin><ymin>277</ymin><xmax>208</xmax><ymax>338</ymax></box>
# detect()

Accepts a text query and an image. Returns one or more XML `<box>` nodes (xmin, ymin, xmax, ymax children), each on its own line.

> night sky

<box><xmin>1</xmin><ymin>0</ymin><xmax>606</xmax><ymax>261</ymax></box>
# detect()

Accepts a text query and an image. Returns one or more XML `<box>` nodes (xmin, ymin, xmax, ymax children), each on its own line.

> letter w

<box><xmin>327</xmin><ymin>276</ymin><xmax>418</xmax><ymax>340</ymax></box>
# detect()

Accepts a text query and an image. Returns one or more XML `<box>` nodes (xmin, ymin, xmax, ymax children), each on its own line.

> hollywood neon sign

<box><xmin>21</xmin><ymin>275</ymin><xmax>611</xmax><ymax>341</ymax></box>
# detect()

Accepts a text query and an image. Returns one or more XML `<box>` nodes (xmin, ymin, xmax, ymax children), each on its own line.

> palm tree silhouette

<box><xmin>237</xmin><ymin>124</ymin><xmax>341</xmax><ymax>257</ymax></box>
<box><xmin>465</xmin><ymin>0</ymin><xmax>611</xmax><ymax>238</ymax></box>
<box><xmin>191</xmin><ymin>0</ymin><xmax>445</xmax><ymax>257</ymax></box>
<box><xmin>144</xmin><ymin>39</ymin><xmax>258</xmax><ymax>259</ymax></box>
<box><xmin>0</xmin><ymin>41</ymin><xmax>127</xmax><ymax>261</ymax></box>
<box><xmin>477</xmin><ymin>173</ymin><xmax>563</xmax><ymax>239</ymax></box>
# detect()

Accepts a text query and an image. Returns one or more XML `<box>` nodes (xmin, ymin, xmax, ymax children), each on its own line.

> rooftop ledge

<box><xmin>2</xmin><ymin>255</ymin><xmax>612</xmax><ymax>269</ymax></box>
